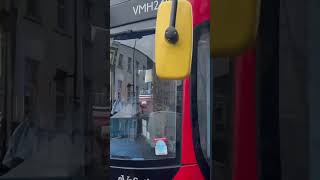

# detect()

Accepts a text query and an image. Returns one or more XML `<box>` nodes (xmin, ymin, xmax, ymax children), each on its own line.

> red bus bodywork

<box><xmin>175</xmin><ymin>0</ymin><xmax>258</xmax><ymax>179</ymax></box>
<box><xmin>173</xmin><ymin>0</ymin><xmax>210</xmax><ymax>178</ymax></box>
<box><xmin>110</xmin><ymin>0</ymin><xmax>258</xmax><ymax>179</ymax></box>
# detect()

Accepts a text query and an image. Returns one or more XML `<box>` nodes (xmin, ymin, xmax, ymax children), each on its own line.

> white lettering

<box><xmin>133</xmin><ymin>6</ymin><xmax>139</xmax><ymax>15</ymax></box>
<box><xmin>139</xmin><ymin>4</ymin><xmax>147</xmax><ymax>14</ymax></box>
<box><xmin>132</xmin><ymin>0</ymin><xmax>164</xmax><ymax>16</ymax></box>
<box><xmin>118</xmin><ymin>175</ymin><xmax>125</xmax><ymax>180</ymax></box>
<box><xmin>146</xmin><ymin>2</ymin><xmax>153</xmax><ymax>12</ymax></box>
<box><xmin>154</xmin><ymin>0</ymin><xmax>159</xmax><ymax>10</ymax></box>
<box><xmin>117</xmin><ymin>175</ymin><xmax>150</xmax><ymax>180</ymax></box>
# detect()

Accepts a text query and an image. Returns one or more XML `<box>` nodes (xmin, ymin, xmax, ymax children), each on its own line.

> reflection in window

<box><xmin>212</xmin><ymin>58</ymin><xmax>233</xmax><ymax>180</ymax></box>
<box><xmin>196</xmin><ymin>29</ymin><xmax>211</xmax><ymax>162</ymax></box>
<box><xmin>127</xmin><ymin>57</ymin><xmax>132</xmax><ymax>73</ymax></box>
<box><xmin>136</xmin><ymin>61</ymin><xmax>139</xmax><ymax>76</ymax></box>
<box><xmin>118</xmin><ymin>54</ymin><xmax>123</xmax><ymax>69</ymax></box>
<box><xmin>110</xmin><ymin>35</ymin><xmax>182</xmax><ymax>161</ymax></box>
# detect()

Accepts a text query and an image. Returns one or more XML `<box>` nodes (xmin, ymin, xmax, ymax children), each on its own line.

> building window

<box><xmin>57</xmin><ymin>0</ymin><xmax>66</xmax><ymax>29</ymax></box>
<box><xmin>24</xmin><ymin>59</ymin><xmax>39</xmax><ymax>119</ymax></box>
<box><xmin>55</xmin><ymin>70</ymin><xmax>66</xmax><ymax>129</ymax></box>
<box><xmin>26</xmin><ymin>0</ymin><xmax>39</xmax><ymax>18</ymax></box>
<box><xmin>117</xmin><ymin>80</ymin><xmax>122</xmax><ymax>97</ymax></box>
<box><xmin>110</xmin><ymin>52</ymin><xmax>115</xmax><ymax>65</ymax></box>
<box><xmin>136</xmin><ymin>62</ymin><xmax>139</xmax><ymax>76</ymax></box>
<box><xmin>127</xmin><ymin>57</ymin><xmax>132</xmax><ymax>73</ymax></box>
<box><xmin>142</xmin><ymin>65</ymin><xmax>146</xmax><ymax>80</ymax></box>
<box><xmin>136</xmin><ymin>86</ymin><xmax>139</xmax><ymax>97</ymax></box>
<box><xmin>94</xmin><ymin>92</ymin><xmax>106</xmax><ymax>107</ymax></box>
<box><xmin>118</xmin><ymin>54</ymin><xmax>123</xmax><ymax>69</ymax></box>
<box><xmin>84</xmin><ymin>0</ymin><xmax>93</xmax><ymax>19</ymax></box>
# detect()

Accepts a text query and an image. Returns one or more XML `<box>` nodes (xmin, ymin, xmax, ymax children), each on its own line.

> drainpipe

<box><xmin>8</xmin><ymin>0</ymin><xmax>17</xmax><ymax>135</ymax></box>
<box><xmin>73</xmin><ymin>0</ymin><xmax>78</xmax><ymax>103</ymax></box>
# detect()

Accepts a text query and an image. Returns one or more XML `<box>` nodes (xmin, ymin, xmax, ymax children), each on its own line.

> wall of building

<box><xmin>0</xmin><ymin>0</ymin><xmax>109</xmax><ymax>178</ymax></box>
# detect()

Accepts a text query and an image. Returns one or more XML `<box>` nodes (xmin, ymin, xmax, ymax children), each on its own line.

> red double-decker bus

<box><xmin>109</xmin><ymin>0</ymin><xmax>259</xmax><ymax>179</ymax></box>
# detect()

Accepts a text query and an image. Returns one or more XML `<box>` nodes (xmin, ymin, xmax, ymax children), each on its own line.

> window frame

<box><xmin>190</xmin><ymin>22</ymin><xmax>211</xmax><ymax>179</ymax></box>
<box><xmin>110</xmin><ymin>33</ymin><xmax>182</xmax><ymax>168</ymax></box>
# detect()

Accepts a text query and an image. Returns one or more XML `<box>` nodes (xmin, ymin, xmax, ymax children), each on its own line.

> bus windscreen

<box><xmin>109</xmin><ymin>34</ymin><xmax>182</xmax><ymax>161</ymax></box>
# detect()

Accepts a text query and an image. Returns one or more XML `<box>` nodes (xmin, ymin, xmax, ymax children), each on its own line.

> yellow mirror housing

<box><xmin>211</xmin><ymin>0</ymin><xmax>260</xmax><ymax>57</ymax></box>
<box><xmin>155</xmin><ymin>0</ymin><xmax>193</xmax><ymax>80</ymax></box>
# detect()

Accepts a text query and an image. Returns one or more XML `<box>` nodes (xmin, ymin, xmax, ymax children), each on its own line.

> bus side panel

<box><xmin>189</xmin><ymin>0</ymin><xmax>210</xmax><ymax>26</ymax></box>
<box><xmin>173</xmin><ymin>165</ymin><xmax>204</xmax><ymax>180</ymax></box>
<box><xmin>181</xmin><ymin>78</ymin><xmax>197</xmax><ymax>165</ymax></box>
<box><xmin>233</xmin><ymin>49</ymin><xmax>258</xmax><ymax>180</ymax></box>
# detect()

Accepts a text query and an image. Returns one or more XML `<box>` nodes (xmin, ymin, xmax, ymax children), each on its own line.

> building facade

<box><xmin>0</xmin><ymin>0</ymin><xmax>109</xmax><ymax>178</ymax></box>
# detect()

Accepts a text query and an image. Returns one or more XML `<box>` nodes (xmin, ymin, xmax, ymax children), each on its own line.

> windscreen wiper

<box><xmin>111</xmin><ymin>27</ymin><xmax>155</xmax><ymax>40</ymax></box>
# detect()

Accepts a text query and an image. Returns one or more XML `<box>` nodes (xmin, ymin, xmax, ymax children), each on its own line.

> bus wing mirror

<box><xmin>211</xmin><ymin>0</ymin><xmax>260</xmax><ymax>57</ymax></box>
<box><xmin>155</xmin><ymin>0</ymin><xmax>193</xmax><ymax>80</ymax></box>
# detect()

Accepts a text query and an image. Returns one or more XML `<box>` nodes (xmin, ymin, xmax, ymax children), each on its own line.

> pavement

<box><xmin>0</xmin><ymin>133</ymin><xmax>107</xmax><ymax>179</ymax></box>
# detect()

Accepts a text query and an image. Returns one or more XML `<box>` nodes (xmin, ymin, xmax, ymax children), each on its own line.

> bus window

<box><xmin>110</xmin><ymin>33</ymin><xmax>182</xmax><ymax>161</ymax></box>
<box><xmin>196</xmin><ymin>29</ymin><xmax>211</xmax><ymax>162</ymax></box>
<box><xmin>191</xmin><ymin>24</ymin><xmax>212</xmax><ymax>178</ymax></box>
<box><xmin>212</xmin><ymin>58</ymin><xmax>233</xmax><ymax>180</ymax></box>
<box><xmin>191</xmin><ymin>24</ymin><xmax>235</xmax><ymax>179</ymax></box>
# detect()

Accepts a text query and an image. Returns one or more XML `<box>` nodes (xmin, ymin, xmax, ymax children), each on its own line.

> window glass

<box><xmin>196</xmin><ymin>29</ymin><xmax>211</xmax><ymax>162</ymax></box>
<box><xmin>194</xmin><ymin>27</ymin><xmax>233</xmax><ymax>180</ymax></box>
<box><xmin>212</xmin><ymin>58</ymin><xmax>233</xmax><ymax>180</ymax></box>
<box><xmin>118</xmin><ymin>54</ymin><xmax>123</xmax><ymax>69</ymax></box>
<box><xmin>57</xmin><ymin>0</ymin><xmax>66</xmax><ymax>29</ymax></box>
<box><xmin>26</xmin><ymin>0</ymin><xmax>40</xmax><ymax>17</ymax></box>
<box><xmin>55</xmin><ymin>70</ymin><xmax>66</xmax><ymax>129</ymax></box>
<box><xmin>110</xmin><ymin>34</ymin><xmax>182</xmax><ymax>161</ymax></box>
<box><xmin>127</xmin><ymin>57</ymin><xmax>132</xmax><ymax>73</ymax></box>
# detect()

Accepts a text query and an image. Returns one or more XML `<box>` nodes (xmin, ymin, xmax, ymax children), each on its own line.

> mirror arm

<box><xmin>170</xmin><ymin>0</ymin><xmax>178</xmax><ymax>27</ymax></box>
<box><xmin>165</xmin><ymin>0</ymin><xmax>179</xmax><ymax>44</ymax></box>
